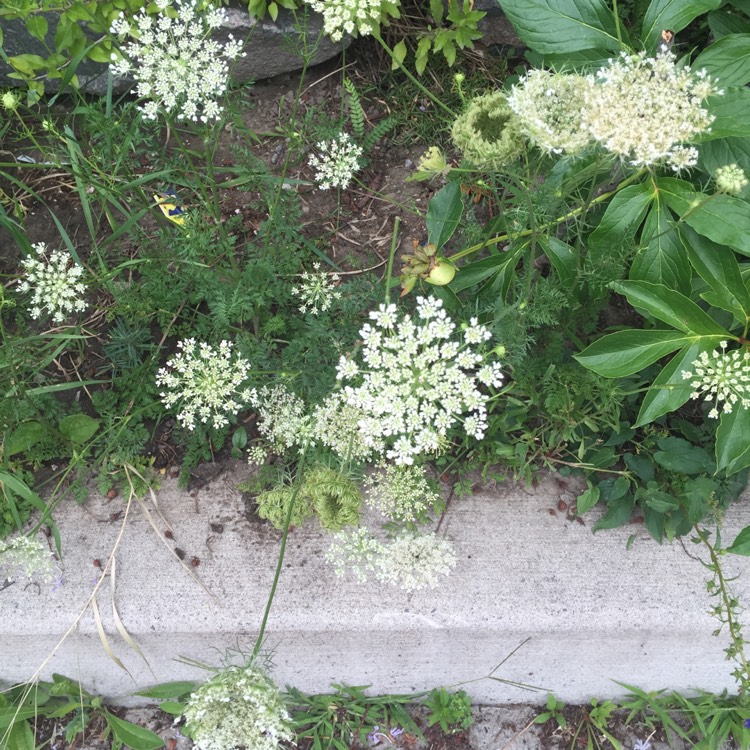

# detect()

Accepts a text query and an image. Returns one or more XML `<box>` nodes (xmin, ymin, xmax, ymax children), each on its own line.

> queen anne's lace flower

<box><xmin>17</xmin><ymin>242</ymin><xmax>87</xmax><ymax>323</ymax></box>
<box><xmin>364</xmin><ymin>464</ymin><xmax>439</xmax><ymax>524</ymax></box>
<box><xmin>581</xmin><ymin>48</ymin><xmax>721</xmax><ymax>170</ymax></box>
<box><xmin>308</xmin><ymin>132</ymin><xmax>363</xmax><ymax>190</ymax></box>
<box><xmin>292</xmin><ymin>262</ymin><xmax>342</xmax><ymax>314</ymax></box>
<box><xmin>183</xmin><ymin>665</ymin><xmax>293</xmax><ymax>750</ymax></box>
<box><xmin>109</xmin><ymin>0</ymin><xmax>244</xmax><ymax>122</ymax></box>
<box><xmin>0</xmin><ymin>535</ymin><xmax>56</xmax><ymax>583</ymax></box>
<box><xmin>312</xmin><ymin>394</ymin><xmax>371</xmax><ymax>461</ymax></box>
<box><xmin>715</xmin><ymin>163</ymin><xmax>749</xmax><ymax>195</ymax></box>
<box><xmin>326</xmin><ymin>528</ymin><xmax>456</xmax><ymax>590</ymax></box>
<box><xmin>507</xmin><ymin>69</ymin><xmax>594</xmax><ymax>154</ymax></box>
<box><xmin>305</xmin><ymin>0</ymin><xmax>400</xmax><ymax>42</ymax></box>
<box><xmin>156</xmin><ymin>339</ymin><xmax>254</xmax><ymax>430</ymax></box>
<box><xmin>249</xmin><ymin>385</ymin><xmax>313</xmax><ymax>451</ymax></box>
<box><xmin>336</xmin><ymin>296</ymin><xmax>502</xmax><ymax>466</ymax></box>
<box><xmin>681</xmin><ymin>341</ymin><xmax>750</xmax><ymax>419</ymax></box>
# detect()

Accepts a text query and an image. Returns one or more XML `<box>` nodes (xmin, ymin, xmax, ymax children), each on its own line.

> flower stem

<box><xmin>384</xmin><ymin>216</ymin><xmax>401</xmax><ymax>304</ymax></box>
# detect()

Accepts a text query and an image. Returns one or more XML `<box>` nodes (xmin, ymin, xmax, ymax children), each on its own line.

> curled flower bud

<box><xmin>714</xmin><ymin>163</ymin><xmax>749</xmax><ymax>195</ymax></box>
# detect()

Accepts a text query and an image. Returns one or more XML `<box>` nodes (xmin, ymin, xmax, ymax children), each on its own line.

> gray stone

<box><xmin>0</xmin><ymin>3</ymin><xmax>347</xmax><ymax>95</ymax></box>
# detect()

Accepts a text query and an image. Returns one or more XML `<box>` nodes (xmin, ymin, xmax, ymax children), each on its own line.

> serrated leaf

<box><xmin>624</xmin><ymin>453</ymin><xmax>656</xmax><ymax>483</ymax></box>
<box><xmin>426</xmin><ymin>182</ymin><xmax>463</xmax><ymax>250</ymax></box>
<box><xmin>693</xmin><ymin>33</ymin><xmax>750</xmax><ymax>87</ymax></box>
<box><xmin>498</xmin><ymin>0</ymin><xmax>621</xmax><ymax>54</ymax></box>
<box><xmin>653</xmin><ymin>436</ymin><xmax>712</xmax><ymax>474</ymax></box>
<box><xmin>575</xmin><ymin>329</ymin><xmax>692</xmax><ymax>377</ymax></box>
<box><xmin>641</xmin><ymin>0</ymin><xmax>722</xmax><ymax>49</ymax></box>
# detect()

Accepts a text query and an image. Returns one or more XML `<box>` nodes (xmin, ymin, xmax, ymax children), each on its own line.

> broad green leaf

<box><xmin>426</xmin><ymin>182</ymin><xmax>463</xmax><ymax>250</ymax></box>
<box><xmin>641</xmin><ymin>0</ymin><xmax>722</xmax><ymax>49</ymax></box>
<box><xmin>624</xmin><ymin>453</ymin><xmax>656</xmax><ymax>482</ymax></box>
<box><xmin>451</xmin><ymin>252</ymin><xmax>515</xmax><ymax>292</ymax></box>
<box><xmin>157</xmin><ymin>701</ymin><xmax>186</xmax><ymax>715</ymax></box>
<box><xmin>727</xmin><ymin>524</ymin><xmax>750</xmax><ymax>554</ymax></box>
<box><xmin>105</xmin><ymin>713</ymin><xmax>164</xmax><ymax>750</ymax></box>
<box><xmin>497</xmin><ymin>0</ymin><xmax>621</xmax><ymax>54</ymax></box>
<box><xmin>635</xmin><ymin>339</ymin><xmax>723</xmax><ymax>426</ymax></box>
<box><xmin>653</xmin><ymin>436</ymin><xmax>712</xmax><ymax>474</ymax></box>
<box><xmin>58</xmin><ymin>414</ymin><xmax>100</xmax><ymax>444</ymax></box>
<box><xmin>659</xmin><ymin>180</ymin><xmax>750</xmax><ymax>255</ymax></box>
<box><xmin>716</xmin><ymin>404</ymin><xmax>750</xmax><ymax>475</ymax></box>
<box><xmin>693</xmin><ymin>34</ymin><xmax>750</xmax><ymax>87</ymax></box>
<box><xmin>26</xmin><ymin>16</ymin><xmax>48</xmax><ymax>41</ymax></box>
<box><xmin>5</xmin><ymin>421</ymin><xmax>45</xmax><ymax>457</ymax></box>
<box><xmin>698</xmin><ymin>137</ymin><xmax>750</xmax><ymax>179</ymax></box>
<box><xmin>708</xmin><ymin>9</ymin><xmax>750</xmax><ymax>37</ymax></box>
<box><xmin>611</xmin><ymin>280</ymin><xmax>730</xmax><ymax>335</ymax></box>
<box><xmin>576</xmin><ymin>484</ymin><xmax>600</xmax><ymax>513</ymax></box>
<box><xmin>588</xmin><ymin>183</ymin><xmax>654</xmax><ymax>264</ymax></box>
<box><xmin>574</xmin><ymin>329</ymin><xmax>692</xmax><ymax>377</ymax></box>
<box><xmin>430</xmin><ymin>0</ymin><xmax>444</xmax><ymax>23</ymax></box>
<box><xmin>629</xmin><ymin>201</ymin><xmax>690</xmax><ymax>293</ymax></box>
<box><xmin>6</xmin><ymin>717</ymin><xmax>35</xmax><ymax>750</ymax></box>
<box><xmin>642</xmin><ymin>488</ymin><xmax>680</xmax><ymax>512</ymax></box>
<box><xmin>539</xmin><ymin>236</ymin><xmax>577</xmax><ymax>289</ymax></box>
<box><xmin>696</xmin><ymin>87</ymin><xmax>750</xmax><ymax>140</ymax></box>
<box><xmin>594</xmin><ymin>496</ymin><xmax>635</xmax><ymax>531</ymax></box>
<box><xmin>135</xmin><ymin>681</ymin><xmax>199</xmax><ymax>700</ymax></box>
<box><xmin>681</xmin><ymin>226</ymin><xmax>750</xmax><ymax>322</ymax></box>
<box><xmin>0</xmin><ymin>708</ymin><xmax>38</xmax><ymax>730</ymax></box>
<box><xmin>391</xmin><ymin>39</ymin><xmax>407</xmax><ymax>69</ymax></box>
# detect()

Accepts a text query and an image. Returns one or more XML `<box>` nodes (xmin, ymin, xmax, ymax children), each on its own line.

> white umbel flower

<box><xmin>581</xmin><ymin>48</ymin><xmax>721</xmax><ymax>169</ymax></box>
<box><xmin>715</xmin><ymin>163</ymin><xmax>749</xmax><ymax>195</ymax></box>
<box><xmin>183</xmin><ymin>665</ymin><xmax>292</xmax><ymax>750</ymax></box>
<box><xmin>156</xmin><ymin>339</ymin><xmax>254</xmax><ymax>430</ymax></box>
<box><xmin>681</xmin><ymin>341</ymin><xmax>750</xmax><ymax>419</ymax></box>
<box><xmin>308</xmin><ymin>132</ymin><xmax>363</xmax><ymax>190</ymax></box>
<box><xmin>249</xmin><ymin>385</ymin><xmax>313</xmax><ymax>451</ymax></box>
<box><xmin>17</xmin><ymin>242</ymin><xmax>87</xmax><ymax>323</ymax></box>
<box><xmin>109</xmin><ymin>0</ymin><xmax>244</xmax><ymax>122</ymax></box>
<box><xmin>305</xmin><ymin>0</ymin><xmax>400</xmax><ymax>42</ymax></box>
<box><xmin>292</xmin><ymin>262</ymin><xmax>342</xmax><ymax>315</ymax></box>
<box><xmin>336</xmin><ymin>296</ymin><xmax>502</xmax><ymax>465</ymax></box>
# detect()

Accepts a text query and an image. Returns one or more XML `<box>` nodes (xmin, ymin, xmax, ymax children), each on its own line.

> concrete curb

<box><xmin>2</xmin><ymin>461</ymin><xmax>748</xmax><ymax>705</ymax></box>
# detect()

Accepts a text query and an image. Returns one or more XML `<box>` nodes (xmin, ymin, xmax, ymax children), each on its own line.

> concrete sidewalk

<box><xmin>2</xmin><ymin>461</ymin><xmax>749</xmax><ymax>705</ymax></box>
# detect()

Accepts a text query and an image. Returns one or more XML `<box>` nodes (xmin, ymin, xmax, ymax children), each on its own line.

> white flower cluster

<box><xmin>292</xmin><ymin>262</ymin><xmax>342</xmax><ymax>315</ymax></box>
<box><xmin>312</xmin><ymin>394</ymin><xmax>371</xmax><ymax>461</ymax></box>
<box><xmin>507</xmin><ymin>70</ymin><xmax>593</xmax><ymax>154</ymax></box>
<box><xmin>508</xmin><ymin>49</ymin><xmax>721</xmax><ymax>170</ymax></box>
<box><xmin>0</xmin><ymin>535</ymin><xmax>56</xmax><ymax>583</ymax></box>
<box><xmin>582</xmin><ymin>48</ymin><xmax>720</xmax><ymax>170</ymax></box>
<box><xmin>305</xmin><ymin>0</ymin><xmax>398</xmax><ymax>41</ymax></box>
<box><xmin>110</xmin><ymin>0</ymin><xmax>244</xmax><ymax>122</ymax></box>
<box><xmin>308</xmin><ymin>132</ymin><xmax>363</xmax><ymax>190</ymax></box>
<box><xmin>326</xmin><ymin>528</ymin><xmax>456</xmax><ymax>591</ymax></box>
<box><xmin>17</xmin><ymin>242</ymin><xmax>87</xmax><ymax>324</ymax></box>
<box><xmin>156</xmin><ymin>339</ymin><xmax>254</xmax><ymax>430</ymax></box>
<box><xmin>715</xmin><ymin>163</ymin><xmax>749</xmax><ymax>195</ymax></box>
<box><xmin>682</xmin><ymin>341</ymin><xmax>750</xmax><ymax>419</ymax></box>
<box><xmin>364</xmin><ymin>464</ymin><xmax>439</xmax><ymax>524</ymax></box>
<box><xmin>182</xmin><ymin>665</ymin><xmax>293</xmax><ymax>750</ymax></box>
<box><xmin>336</xmin><ymin>296</ymin><xmax>503</xmax><ymax>465</ymax></box>
<box><xmin>249</xmin><ymin>385</ymin><xmax>313</xmax><ymax>451</ymax></box>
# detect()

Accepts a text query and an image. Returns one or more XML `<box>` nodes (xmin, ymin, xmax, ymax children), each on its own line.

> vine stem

<box><xmin>251</xmin><ymin>450</ymin><xmax>308</xmax><ymax>663</ymax></box>
<box><xmin>448</xmin><ymin>167</ymin><xmax>648</xmax><ymax>263</ymax></box>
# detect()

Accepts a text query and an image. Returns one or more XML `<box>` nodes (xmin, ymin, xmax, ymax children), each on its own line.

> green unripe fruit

<box><xmin>425</xmin><ymin>260</ymin><xmax>456</xmax><ymax>286</ymax></box>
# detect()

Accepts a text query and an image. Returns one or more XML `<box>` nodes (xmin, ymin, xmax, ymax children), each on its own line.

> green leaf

<box><xmin>0</xmin><ymin>708</ymin><xmax>38</xmax><ymax>731</ymax></box>
<box><xmin>653</xmin><ymin>436</ymin><xmax>712</xmax><ymax>474</ymax></box>
<box><xmin>156</xmin><ymin>701</ymin><xmax>185</xmax><ymax>716</ymax></box>
<box><xmin>576</xmin><ymin>484</ymin><xmax>600</xmax><ymax>513</ymax></box>
<box><xmin>134</xmin><ymin>682</ymin><xmax>199</xmax><ymax>700</ymax></box>
<box><xmin>611</xmin><ymin>280</ymin><xmax>730</xmax><ymax>335</ymax></box>
<box><xmin>588</xmin><ymin>183</ymin><xmax>654</xmax><ymax>264</ymax></box>
<box><xmin>426</xmin><ymin>182</ymin><xmax>463</xmax><ymax>250</ymax></box>
<box><xmin>726</xmin><ymin>524</ymin><xmax>750</xmax><ymax>554</ymax></box>
<box><xmin>430</xmin><ymin>0</ymin><xmax>444</xmax><ymax>23</ymax></box>
<box><xmin>268</xmin><ymin>2</ymin><xmax>278</xmax><ymax>21</ymax></box>
<box><xmin>391</xmin><ymin>39</ymin><xmax>407</xmax><ymax>69</ymax></box>
<box><xmin>629</xmin><ymin>201</ymin><xmax>690</xmax><ymax>293</ymax></box>
<box><xmin>451</xmin><ymin>250</ymin><xmax>520</xmax><ymax>292</ymax></box>
<box><xmin>696</xmin><ymin>87</ymin><xmax>750</xmax><ymax>140</ymax></box>
<box><xmin>716</xmin><ymin>404</ymin><xmax>750</xmax><ymax>475</ymax></box>
<box><xmin>660</xmin><ymin>180</ymin><xmax>750</xmax><ymax>256</ymax></box>
<box><xmin>58</xmin><ymin>414</ymin><xmax>100</xmax><ymax>444</ymax></box>
<box><xmin>6</xmin><ymin>718</ymin><xmax>35</xmax><ymax>750</ymax></box>
<box><xmin>540</xmin><ymin>236</ymin><xmax>577</xmax><ymax>289</ymax></box>
<box><xmin>641</xmin><ymin>487</ymin><xmax>680</xmax><ymax>512</ymax></box>
<box><xmin>693</xmin><ymin>34</ymin><xmax>750</xmax><ymax>87</ymax></box>
<box><xmin>574</xmin><ymin>329</ymin><xmax>692</xmax><ymax>377</ymax></box>
<box><xmin>641</xmin><ymin>0</ymin><xmax>722</xmax><ymax>49</ymax></box>
<box><xmin>5</xmin><ymin>421</ymin><xmax>45</xmax><ymax>457</ymax></box>
<box><xmin>26</xmin><ymin>15</ymin><xmax>48</xmax><ymax>41</ymax></box>
<box><xmin>681</xmin><ymin>225</ymin><xmax>750</xmax><ymax>322</ymax></box>
<box><xmin>106</xmin><ymin>713</ymin><xmax>164</xmax><ymax>750</ymax></box>
<box><xmin>708</xmin><ymin>9</ymin><xmax>750</xmax><ymax>37</ymax></box>
<box><xmin>624</xmin><ymin>453</ymin><xmax>656</xmax><ymax>482</ymax></box>
<box><xmin>594</xmin><ymin>495</ymin><xmax>635</xmax><ymax>531</ymax></box>
<box><xmin>635</xmin><ymin>339</ymin><xmax>723</xmax><ymax>426</ymax></box>
<box><xmin>497</xmin><ymin>0</ymin><xmax>621</xmax><ymax>54</ymax></box>
<box><xmin>698</xmin><ymin>136</ymin><xmax>750</xmax><ymax>176</ymax></box>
